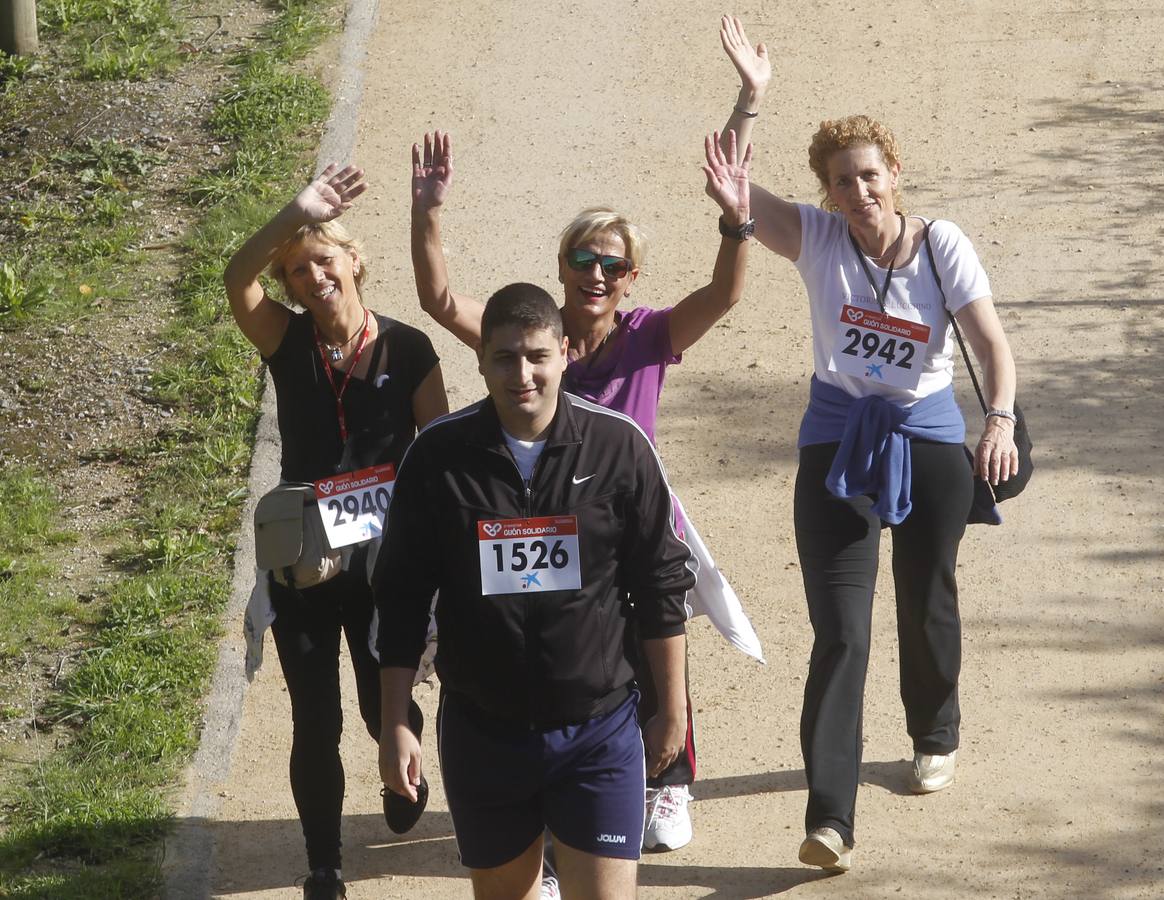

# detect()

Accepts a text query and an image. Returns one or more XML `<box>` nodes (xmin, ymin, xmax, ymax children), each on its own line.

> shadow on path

<box><xmin>695</xmin><ymin>758</ymin><xmax>913</xmax><ymax>802</ymax></box>
<box><xmin>200</xmin><ymin>810</ymin><xmax>461</xmax><ymax>895</ymax></box>
<box><xmin>638</xmin><ymin>862</ymin><xmax>832</xmax><ymax>898</ymax></box>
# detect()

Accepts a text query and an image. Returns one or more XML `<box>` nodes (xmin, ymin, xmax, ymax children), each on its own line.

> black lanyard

<box><xmin>849</xmin><ymin>213</ymin><xmax>906</xmax><ymax>313</ymax></box>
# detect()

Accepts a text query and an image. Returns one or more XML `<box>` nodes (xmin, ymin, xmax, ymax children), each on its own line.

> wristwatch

<box><xmin>986</xmin><ymin>408</ymin><xmax>1017</xmax><ymax>423</ymax></box>
<box><xmin>719</xmin><ymin>215</ymin><xmax>755</xmax><ymax>241</ymax></box>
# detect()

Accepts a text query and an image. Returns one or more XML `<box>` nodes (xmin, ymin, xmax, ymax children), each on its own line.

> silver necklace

<box><xmin>323</xmin><ymin>313</ymin><xmax>366</xmax><ymax>362</ymax></box>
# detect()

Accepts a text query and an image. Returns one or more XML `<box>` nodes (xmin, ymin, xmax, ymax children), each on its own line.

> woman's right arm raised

<box><xmin>718</xmin><ymin>15</ymin><xmax>769</xmax><ymax>154</ymax></box>
<box><xmin>716</xmin><ymin>17</ymin><xmax>802</xmax><ymax>262</ymax></box>
<box><xmin>411</xmin><ymin>131</ymin><xmax>484</xmax><ymax>349</ymax></box>
<box><xmin>751</xmin><ymin>183</ymin><xmax>802</xmax><ymax>262</ymax></box>
<box><xmin>223</xmin><ymin>163</ymin><xmax>367</xmax><ymax>357</ymax></box>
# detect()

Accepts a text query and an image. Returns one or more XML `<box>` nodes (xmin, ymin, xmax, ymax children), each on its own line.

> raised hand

<box><xmin>703</xmin><ymin>129</ymin><xmax>752</xmax><ymax>220</ymax></box>
<box><xmin>720</xmin><ymin>15</ymin><xmax>770</xmax><ymax>98</ymax></box>
<box><xmin>292</xmin><ymin>162</ymin><xmax>367</xmax><ymax>224</ymax></box>
<box><xmin>412</xmin><ymin>130</ymin><xmax>453</xmax><ymax>212</ymax></box>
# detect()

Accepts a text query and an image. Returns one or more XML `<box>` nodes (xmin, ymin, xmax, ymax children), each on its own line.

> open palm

<box><xmin>293</xmin><ymin>163</ymin><xmax>366</xmax><ymax>223</ymax></box>
<box><xmin>412</xmin><ymin>131</ymin><xmax>453</xmax><ymax>211</ymax></box>
<box><xmin>703</xmin><ymin>130</ymin><xmax>752</xmax><ymax>216</ymax></box>
<box><xmin>720</xmin><ymin>15</ymin><xmax>771</xmax><ymax>95</ymax></box>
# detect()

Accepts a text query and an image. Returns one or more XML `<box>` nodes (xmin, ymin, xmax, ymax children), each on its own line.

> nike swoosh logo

<box><xmin>572</xmin><ymin>474</ymin><xmax>597</xmax><ymax>485</ymax></box>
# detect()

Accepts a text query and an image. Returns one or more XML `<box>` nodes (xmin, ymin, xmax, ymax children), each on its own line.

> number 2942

<box><xmin>841</xmin><ymin>328</ymin><xmax>916</xmax><ymax>368</ymax></box>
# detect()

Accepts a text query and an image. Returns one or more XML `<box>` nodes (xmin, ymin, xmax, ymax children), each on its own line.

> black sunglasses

<box><xmin>565</xmin><ymin>248</ymin><xmax>633</xmax><ymax>279</ymax></box>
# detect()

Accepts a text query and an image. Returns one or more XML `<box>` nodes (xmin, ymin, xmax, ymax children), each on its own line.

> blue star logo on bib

<box><xmin>865</xmin><ymin>363</ymin><xmax>885</xmax><ymax>379</ymax></box>
<box><xmin>521</xmin><ymin>572</ymin><xmax>542</xmax><ymax>589</ymax></box>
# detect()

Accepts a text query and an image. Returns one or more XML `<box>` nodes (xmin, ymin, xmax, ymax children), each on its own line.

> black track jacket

<box><xmin>374</xmin><ymin>391</ymin><xmax>695</xmax><ymax>728</ymax></box>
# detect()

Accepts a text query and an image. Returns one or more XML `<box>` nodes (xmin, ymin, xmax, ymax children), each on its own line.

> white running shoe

<box><xmin>908</xmin><ymin>749</ymin><xmax>957</xmax><ymax>794</ymax></box>
<box><xmin>540</xmin><ymin>844</ymin><xmax>561</xmax><ymax>900</ymax></box>
<box><xmin>642</xmin><ymin>785</ymin><xmax>693</xmax><ymax>851</ymax></box>
<box><xmin>538</xmin><ymin>872</ymin><xmax>561</xmax><ymax>900</ymax></box>
<box><xmin>798</xmin><ymin>827</ymin><xmax>852</xmax><ymax>873</ymax></box>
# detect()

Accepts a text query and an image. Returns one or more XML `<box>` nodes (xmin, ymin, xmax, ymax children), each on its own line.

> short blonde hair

<box><xmin>808</xmin><ymin>115</ymin><xmax>905</xmax><ymax>213</ymax></box>
<box><xmin>557</xmin><ymin>207</ymin><xmax>646</xmax><ymax>269</ymax></box>
<box><xmin>268</xmin><ymin>220</ymin><xmax>367</xmax><ymax>299</ymax></box>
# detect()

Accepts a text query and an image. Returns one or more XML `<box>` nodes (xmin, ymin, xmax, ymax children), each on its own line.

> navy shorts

<box><xmin>437</xmin><ymin>690</ymin><xmax>645</xmax><ymax>869</ymax></box>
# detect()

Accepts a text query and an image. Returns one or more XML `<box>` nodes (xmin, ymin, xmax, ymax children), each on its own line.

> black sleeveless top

<box><xmin>265</xmin><ymin>311</ymin><xmax>439</xmax><ymax>482</ymax></box>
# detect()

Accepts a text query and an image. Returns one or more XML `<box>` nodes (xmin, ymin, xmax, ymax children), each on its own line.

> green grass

<box><xmin>38</xmin><ymin>0</ymin><xmax>180</xmax><ymax>81</ymax></box>
<box><xmin>0</xmin><ymin>852</ymin><xmax>162</xmax><ymax>899</ymax></box>
<box><xmin>0</xmin><ymin>562</ymin><xmax>86</xmax><ymax>662</ymax></box>
<box><xmin>0</xmin><ymin>137</ymin><xmax>166</xmax><ymax>327</ymax></box>
<box><xmin>210</xmin><ymin>55</ymin><xmax>328</xmax><ymax>140</ymax></box>
<box><xmin>0</xmin><ymin>262</ymin><xmax>49</xmax><ymax>322</ymax></box>
<box><xmin>267</xmin><ymin>0</ymin><xmax>335</xmax><ymax>60</ymax></box>
<box><xmin>186</xmin><ymin>1</ymin><xmax>333</xmax><ymax>208</ymax></box>
<box><xmin>0</xmin><ymin>565</ymin><xmax>226</xmax><ymax>878</ymax></box>
<box><xmin>0</xmin><ymin>50</ymin><xmax>38</xmax><ymax>89</ymax></box>
<box><xmin>0</xmin><ymin>470</ymin><xmax>75</xmax><ymax>553</ymax></box>
<box><xmin>0</xmin><ymin>0</ymin><xmax>342</xmax><ymax>894</ymax></box>
<box><xmin>0</xmin><ymin>472</ymin><xmax>80</xmax><ymax>661</ymax></box>
<box><xmin>187</xmin><ymin>51</ymin><xmax>329</xmax><ymax>208</ymax></box>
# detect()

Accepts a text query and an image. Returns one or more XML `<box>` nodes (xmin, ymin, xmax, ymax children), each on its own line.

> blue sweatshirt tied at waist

<box><xmin>797</xmin><ymin>376</ymin><xmax>967</xmax><ymax>525</ymax></box>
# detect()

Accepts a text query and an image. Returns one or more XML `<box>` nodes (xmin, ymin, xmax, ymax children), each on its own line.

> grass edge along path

<box><xmin>0</xmin><ymin>2</ymin><xmax>338</xmax><ymax>896</ymax></box>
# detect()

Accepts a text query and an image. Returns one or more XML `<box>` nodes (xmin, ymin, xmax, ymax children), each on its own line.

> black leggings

<box><xmin>794</xmin><ymin>440</ymin><xmax>972</xmax><ymax>848</ymax></box>
<box><xmin>269</xmin><ymin>552</ymin><xmax>419</xmax><ymax>871</ymax></box>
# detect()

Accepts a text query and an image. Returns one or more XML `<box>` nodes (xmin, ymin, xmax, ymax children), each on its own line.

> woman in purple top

<box><xmin>406</xmin><ymin>20</ymin><xmax>770</xmax><ymax>864</ymax></box>
<box><xmin>410</xmin><ymin>147</ymin><xmax>749</xmax><ymax>443</ymax></box>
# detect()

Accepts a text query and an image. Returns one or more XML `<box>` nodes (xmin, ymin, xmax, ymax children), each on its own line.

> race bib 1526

<box><xmin>477</xmin><ymin>515</ymin><xmax>581</xmax><ymax>595</ymax></box>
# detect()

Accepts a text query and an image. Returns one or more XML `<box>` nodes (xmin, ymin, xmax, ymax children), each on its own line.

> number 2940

<box><xmin>327</xmin><ymin>487</ymin><xmax>391</xmax><ymax>526</ymax></box>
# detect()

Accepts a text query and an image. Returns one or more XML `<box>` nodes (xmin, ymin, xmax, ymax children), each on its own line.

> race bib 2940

<box><xmin>314</xmin><ymin>463</ymin><xmax>396</xmax><ymax>549</ymax></box>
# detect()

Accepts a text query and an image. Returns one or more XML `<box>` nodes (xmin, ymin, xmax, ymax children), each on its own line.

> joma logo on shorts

<box><xmin>596</xmin><ymin>833</ymin><xmax>627</xmax><ymax>844</ymax></box>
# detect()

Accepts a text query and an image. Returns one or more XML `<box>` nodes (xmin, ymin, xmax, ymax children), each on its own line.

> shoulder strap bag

<box><xmin>922</xmin><ymin>221</ymin><xmax>1034</xmax><ymax>505</ymax></box>
<box><xmin>253</xmin><ymin>483</ymin><xmax>343</xmax><ymax>589</ymax></box>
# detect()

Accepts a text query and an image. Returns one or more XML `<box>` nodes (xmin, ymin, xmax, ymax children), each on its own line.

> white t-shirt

<box><xmin>795</xmin><ymin>204</ymin><xmax>991</xmax><ymax>405</ymax></box>
<box><xmin>503</xmin><ymin>430</ymin><xmax>546</xmax><ymax>482</ymax></box>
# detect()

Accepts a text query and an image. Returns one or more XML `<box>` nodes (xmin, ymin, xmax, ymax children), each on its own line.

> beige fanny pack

<box><xmin>253</xmin><ymin>483</ymin><xmax>343</xmax><ymax>589</ymax></box>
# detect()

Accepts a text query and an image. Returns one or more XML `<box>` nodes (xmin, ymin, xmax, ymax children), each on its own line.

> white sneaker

<box><xmin>540</xmin><ymin>843</ymin><xmax>560</xmax><ymax>899</ymax></box>
<box><xmin>642</xmin><ymin>785</ymin><xmax>693</xmax><ymax>851</ymax></box>
<box><xmin>798</xmin><ymin>827</ymin><xmax>852</xmax><ymax>873</ymax></box>
<box><xmin>538</xmin><ymin>872</ymin><xmax>560</xmax><ymax>900</ymax></box>
<box><xmin>908</xmin><ymin>749</ymin><xmax>957</xmax><ymax>793</ymax></box>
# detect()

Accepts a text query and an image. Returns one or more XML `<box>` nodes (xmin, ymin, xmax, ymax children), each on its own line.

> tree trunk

<box><xmin>0</xmin><ymin>0</ymin><xmax>39</xmax><ymax>57</ymax></box>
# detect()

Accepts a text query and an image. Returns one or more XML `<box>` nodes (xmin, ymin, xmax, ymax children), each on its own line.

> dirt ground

<box><xmin>199</xmin><ymin>0</ymin><xmax>1163</xmax><ymax>897</ymax></box>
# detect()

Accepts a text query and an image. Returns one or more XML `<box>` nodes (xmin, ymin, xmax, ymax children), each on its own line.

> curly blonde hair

<box><xmin>808</xmin><ymin>115</ymin><xmax>905</xmax><ymax>213</ymax></box>
<box><xmin>558</xmin><ymin>207</ymin><xmax>647</xmax><ymax>270</ymax></box>
<box><xmin>268</xmin><ymin>220</ymin><xmax>367</xmax><ymax>301</ymax></box>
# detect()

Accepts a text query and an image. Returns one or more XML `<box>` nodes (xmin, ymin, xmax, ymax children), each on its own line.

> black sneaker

<box><xmin>382</xmin><ymin>774</ymin><xmax>429</xmax><ymax>834</ymax></box>
<box><xmin>303</xmin><ymin>868</ymin><xmax>347</xmax><ymax>900</ymax></box>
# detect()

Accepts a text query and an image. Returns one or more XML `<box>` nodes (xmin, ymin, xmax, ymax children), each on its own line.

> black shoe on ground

<box><xmin>382</xmin><ymin>774</ymin><xmax>429</xmax><ymax>834</ymax></box>
<box><xmin>303</xmin><ymin>868</ymin><xmax>346</xmax><ymax>900</ymax></box>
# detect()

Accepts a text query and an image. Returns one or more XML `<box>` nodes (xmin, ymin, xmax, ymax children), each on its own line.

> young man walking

<box><xmin>374</xmin><ymin>283</ymin><xmax>694</xmax><ymax>899</ymax></box>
